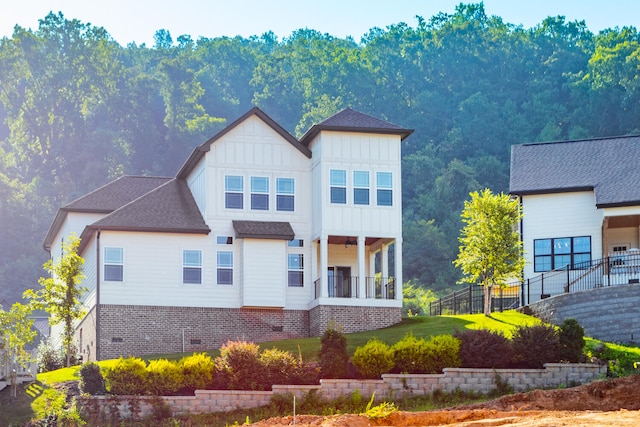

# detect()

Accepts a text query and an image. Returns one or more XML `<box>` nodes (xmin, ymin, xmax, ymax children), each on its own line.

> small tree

<box><xmin>25</xmin><ymin>233</ymin><xmax>86</xmax><ymax>367</ymax></box>
<box><xmin>0</xmin><ymin>302</ymin><xmax>37</xmax><ymax>398</ymax></box>
<box><xmin>453</xmin><ymin>189</ymin><xmax>524</xmax><ymax>316</ymax></box>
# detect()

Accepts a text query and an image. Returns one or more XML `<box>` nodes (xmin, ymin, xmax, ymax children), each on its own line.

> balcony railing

<box><xmin>314</xmin><ymin>276</ymin><xmax>396</xmax><ymax>300</ymax></box>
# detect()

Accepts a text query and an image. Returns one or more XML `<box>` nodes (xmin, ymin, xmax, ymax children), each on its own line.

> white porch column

<box><xmin>368</xmin><ymin>250</ymin><xmax>376</xmax><ymax>298</ymax></box>
<box><xmin>381</xmin><ymin>244</ymin><xmax>389</xmax><ymax>298</ymax></box>
<box><xmin>320</xmin><ymin>236</ymin><xmax>329</xmax><ymax>298</ymax></box>
<box><xmin>357</xmin><ymin>236</ymin><xmax>366</xmax><ymax>299</ymax></box>
<box><xmin>394</xmin><ymin>238</ymin><xmax>403</xmax><ymax>301</ymax></box>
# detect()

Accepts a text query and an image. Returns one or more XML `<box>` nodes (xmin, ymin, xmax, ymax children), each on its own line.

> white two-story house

<box><xmin>43</xmin><ymin>107</ymin><xmax>413</xmax><ymax>360</ymax></box>
<box><xmin>510</xmin><ymin>135</ymin><xmax>640</xmax><ymax>302</ymax></box>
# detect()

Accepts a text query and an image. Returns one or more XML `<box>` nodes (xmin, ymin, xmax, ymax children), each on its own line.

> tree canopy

<box><xmin>2</xmin><ymin>4</ymin><xmax>640</xmax><ymax>304</ymax></box>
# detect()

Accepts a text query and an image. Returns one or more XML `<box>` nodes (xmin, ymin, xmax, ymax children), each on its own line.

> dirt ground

<box><xmin>249</xmin><ymin>375</ymin><xmax>640</xmax><ymax>426</ymax></box>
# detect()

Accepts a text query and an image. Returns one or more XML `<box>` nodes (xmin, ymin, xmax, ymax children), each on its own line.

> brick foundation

<box><xmin>98</xmin><ymin>305</ymin><xmax>309</xmax><ymax>360</ymax></box>
<box><xmin>309</xmin><ymin>305</ymin><xmax>402</xmax><ymax>336</ymax></box>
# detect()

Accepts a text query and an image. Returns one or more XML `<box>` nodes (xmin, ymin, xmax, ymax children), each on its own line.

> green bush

<box><xmin>147</xmin><ymin>359</ymin><xmax>182</xmax><ymax>395</ymax></box>
<box><xmin>180</xmin><ymin>352</ymin><xmax>214</xmax><ymax>392</ymax></box>
<box><xmin>511</xmin><ymin>324</ymin><xmax>561</xmax><ymax>368</ymax></box>
<box><xmin>352</xmin><ymin>338</ymin><xmax>394</xmax><ymax>379</ymax></box>
<box><xmin>454</xmin><ymin>329</ymin><xmax>513</xmax><ymax>368</ymax></box>
<box><xmin>558</xmin><ymin>318</ymin><xmax>585</xmax><ymax>363</ymax></box>
<box><xmin>259</xmin><ymin>347</ymin><xmax>304</xmax><ymax>388</ymax></box>
<box><xmin>32</xmin><ymin>388</ymin><xmax>84</xmax><ymax>425</ymax></box>
<box><xmin>36</xmin><ymin>339</ymin><xmax>63</xmax><ymax>372</ymax></box>
<box><xmin>319</xmin><ymin>325</ymin><xmax>349</xmax><ymax>379</ymax></box>
<box><xmin>391</xmin><ymin>333</ymin><xmax>430</xmax><ymax>373</ymax></box>
<box><xmin>423</xmin><ymin>335</ymin><xmax>461</xmax><ymax>373</ymax></box>
<box><xmin>79</xmin><ymin>361</ymin><xmax>106</xmax><ymax>395</ymax></box>
<box><xmin>214</xmin><ymin>340</ymin><xmax>263</xmax><ymax>390</ymax></box>
<box><xmin>104</xmin><ymin>357</ymin><xmax>148</xmax><ymax>395</ymax></box>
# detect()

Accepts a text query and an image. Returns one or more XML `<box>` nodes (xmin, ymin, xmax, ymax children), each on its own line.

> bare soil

<box><xmin>249</xmin><ymin>375</ymin><xmax>640</xmax><ymax>426</ymax></box>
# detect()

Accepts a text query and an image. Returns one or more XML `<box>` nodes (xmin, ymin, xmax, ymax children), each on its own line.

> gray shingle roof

<box><xmin>232</xmin><ymin>220</ymin><xmax>295</xmax><ymax>240</ymax></box>
<box><xmin>299</xmin><ymin>108</ymin><xmax>413</xmax><ymax>145</ymax></box>
<box><xmin>89</xmin><ymin>179</ymin><xmax>209</xmax><ymax>233</ymax></box>
<box><xmin>510</xmin><ymin>135</ymin><xmax>640</xmax><ymax>207</ymax></box>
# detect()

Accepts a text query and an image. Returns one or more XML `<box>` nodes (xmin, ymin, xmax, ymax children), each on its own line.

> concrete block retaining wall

<box><xmin>79</xmin><ymin>363</ymin><xmax>605</xmax><ymax>420</ymax></box>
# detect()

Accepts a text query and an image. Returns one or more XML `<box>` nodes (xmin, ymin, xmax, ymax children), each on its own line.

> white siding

<box><xmin>522</xmin><ymin>191</ymin><xmax>603</xmax><ymax>280</ymax></box>
<box><xmin>187</xmin><ymin>160</ymin><xmax>206</xmax><ymax>216</ymax></box>
<box><xmin>241</xmin><ymin>239</ymin><xmax>285</xmax><ymax>307</ymax></box>
<box><xmin>50</xmin><ymin>212</ymin><xmax>105</xmax><ymax>258</ymax></box>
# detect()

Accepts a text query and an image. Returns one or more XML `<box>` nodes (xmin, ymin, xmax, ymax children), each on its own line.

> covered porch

<box><xmin>311</xmin><ymin>235</ymin><xmax>401</xmax><ymax>302</ymax></box>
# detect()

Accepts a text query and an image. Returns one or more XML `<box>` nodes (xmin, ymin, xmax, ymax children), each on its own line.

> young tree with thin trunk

<box><xmin>24</xmin><ymin>234</ymin><xmax>86</xmax><ymax>367</ymax></box>
<box><xmin>453</xmin><ymin>189</ymin><xmax>524</xmax><ymax>316</ymax></box>
<box><xmin>0</xmin><ymin>302</ymin><xmax>36</xmax><ymax>397</ymax></box>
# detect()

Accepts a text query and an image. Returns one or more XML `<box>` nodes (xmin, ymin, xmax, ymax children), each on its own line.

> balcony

<box><xmin>314</xmin><ymin>276</ymin><xmax>396</xmax><ymax>300</ymax></box>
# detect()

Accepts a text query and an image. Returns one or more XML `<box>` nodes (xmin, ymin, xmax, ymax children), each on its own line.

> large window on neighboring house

<box><xmin>534</xmin><ymin>236</ymin><xmax>591</xmax><ymax>272</ymax></box>
<box><xmin>276</xmin><ymin>178</ymin><xmax>294</xmax><ymax>211</ymax></box>
<box><xmin>288</xmin><ymin>254</ymin><xmax>304</xmax><ymax>287</ymax></box>
<box><xmin>376</xmin><ymin>172</ymin><xmax>393</xmax><ymax>206</ymax></box>
<box><xmin>104</xmin><ymin>247</ymin><xmax>123</xmax><ymax>282</ymax></box>
<box><xmin>251</xmin><ymin>176</ymin><xmax>269</xmax><ymax>210</ymax></box>
<box><xmin>330</xmin><ymin>169</ymin><xmax>346</xmax><ymax>204</ymax></box>
<box><xmin>225</xmin><ymin>175</ymin><xmax>243</xmax><ymax>209</ymax></box>
<box><xmin>183</xmin><ymin>250</ymin><xmax>202</xmax><ymax>284</ymax></box>
<box><xmin>217</xmin><ymin>251</ymin><xmax>233</xmax><ymax>285</ymax></box>
<box><xmin>353</xmin><ymin>171</ymin><xmax>370</xmax><ymax>205</ymax></box>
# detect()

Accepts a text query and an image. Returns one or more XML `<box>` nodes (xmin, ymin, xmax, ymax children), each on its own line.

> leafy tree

<box><xmin>24</xmin><ymin>234</ymin><xmax>86</xmax><ymax>367</ymax></box>
<box><xmin>0</xmin><ymin>302</ymin><xmax>36</xmax><ymax>397</ymax></box>
<box><xmin>453</xmin><ymin>189</ymin><xmax>524</xmax><ymax>316</ymax></box>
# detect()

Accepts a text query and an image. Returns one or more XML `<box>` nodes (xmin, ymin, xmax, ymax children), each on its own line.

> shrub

<box><xmin>215</xmin><ymin>340</ymin><xmax>263</xmax><ymax>390</ymax></box>
<box><xmin>423</xmin><ymin>335</ymin><xmax>461</xmax><ymax>373</ymax></box>
<box><xmin>36</xmin><ymin>339</ymin><xmax>63</xmax><ymax>372</ymax></box>
<box><xmin>454</xmin><ymin>329</ymin><xmax>514</xmax><ymax>368</ymax></box>
<box><xmin>32</xmin><ymin>388</ymin><xmax>84</xmax><ymax>425</ymax></box>
<box><xmin>391</xmin><ymin>333</ymin><xmax>430</xmax><ymax>373</ymax></box>
<box><xmin>352</xmin><ymin>338</ymin><xmax>394</xmax><ymax>379</ymax></box>
<box><xmin>79</xmin><ymin>361</ymin><xmax>106</xmax><ymax>395</ymax></box>
<box><xmin>180</xmin><ymin>352</ymin><xmax>214</xmax><ymax>392</ymax></box>
<box><xmin>558</xmin><ymin>318</ymin><xmax>585</xmax><ymax>363</ymax></box>
<box><xmin>511</xmin><ymin>324</ymin><xmax>561</xmax><ymax>368</ymax></box>
<box><xmin>259</xmin><ymin>347</ymin><xmax>304</xmax><ymax>388</ymax></box>
<box><xmin>147</xmin><ymin>359</ymin><xmax>182</xmax><ymax>395</ymax></box>
<box><xmin>319</xmin><ymin>325</ymin><xmax>349</xmax><ymax>379</ymax></box>
<box><xmin>104</xmin><ymin>357</ymin><xmax>148</xmax><ymax>395</ymax></box>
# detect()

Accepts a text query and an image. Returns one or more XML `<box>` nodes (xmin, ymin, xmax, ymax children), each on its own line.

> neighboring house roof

<box><xmin>43</xmin><ymin>176</ymin><xmax>172</xmax><ymax>250</ymax></box>
<box><xmin>299</xmin><ymin>108</ymin><xmax>414</xmax><ymax>145</ymax></box>
<box><xmin>177</xmin><ymin>107</ymin><xmax>311</xmax><ymax>179</ymax></box>
<box><xmin>510</xmin><ymin>134</ymin><xmax>640</xmax><ymax>207</ymax></box>
<box><xmin>232</xmin><ymin>220</ymin><xmax>295</xmax><ymax>240</ymax></box>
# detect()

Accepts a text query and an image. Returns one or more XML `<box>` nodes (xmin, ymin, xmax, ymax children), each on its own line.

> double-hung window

<box><xmin>217</xmin><ymin>251</ymin><xmax>233</xmax><ymax>285</ymax></box>
<box><xmin>330</xmin><ymin>169</ymin><xmax>347</xmax><ymax>204</ymax></box>
<box><xmin>276</xmin><ymin>178</ymin><xmax>294</xmax><ymax>211</ymax></box>
<box><xmin>225</xmin><ymin>175</ymin><xmax>243</xmax><ymax>209</ymax></box>
<box><xmin>353</xmin><ymin>171</ymin><xmax>370</xmax><ymax>205</ymax></box>
<box><xmin>376</xmin><ymin>172</ymin><xmax>393</xmax><ymax>206</ymax></box>
<box><xmin>104</xmin><ymin>247</ymin><xmax>123</xmax><ymax>282</ymax></box>
<box><xmin>183</xmin><ymin>250</ymin><xmax>202</xmax><ymax>284</ymax></box>
<box><xmin>534</xmin><ymin>236</ymin><xmax>591</xmax><ymax>272</ymax></box>
<box><xmin>251</xmin><ymin>176</ymin><xmax>269</xmax><ymax>210</ymax></box>
<box><xmin>288</xmin><ymin>254</ymin><xmax>304</xmax><ymax>287</ymax></box>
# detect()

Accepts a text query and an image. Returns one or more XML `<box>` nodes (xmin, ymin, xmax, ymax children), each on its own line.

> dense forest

<box><xmin>1</xmin><ymin>3</ymin><xmax>640</xmax><ymax>306</ymax></box>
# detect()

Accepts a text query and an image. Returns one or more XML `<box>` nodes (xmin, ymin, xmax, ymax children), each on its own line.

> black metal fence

<box><xmin>429</xmin><ymin>284</ymin><xmax>521</xmax><ymax>316</ymax></box>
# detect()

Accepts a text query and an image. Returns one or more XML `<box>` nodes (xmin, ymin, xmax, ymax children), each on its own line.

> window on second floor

<box><xmin>183</xmin><ymin>250</ymin><xmax>202</xmax><ymax>284</ymax></box>
<box><xmin>104</xmin><ymin>247</ymin><xmax>123</xmax><ymax>282</ymax></box>
<box><xmin>225</xmin><ymin>175</ymin><xmax>243</xmax><ymax>209</ymax></box>
<box><xmin>251</xmin><ymin>176</ymin><xmax>269</xmax><ymax>210</ymax></box>
<box><xmin>353</xmin><ymin>170</ymin><xmax>370</xmax><ymax>205</ymax></box>
<box><xmin>217</xmin><ymin>235</ymin><xmax>233</xmax><ymax>245</ymax></box>
<box><xmin>376</xmin><ymin>172</ymin><xmax>393</xmax><ymax>206</ymax></box>
<box><xmin>276</xmin><ymin>178</ymin><xmax>294</xmax><ymax>211</ymax></box>
<box><xmin>217</xmin><ymin>251</ymin><xmax>233</xmax><ymax>285</ymax></box>
<box><xmin>330</xmin><ymin>169</ymin><xmax>347</xmax><ymax>204</ymax></box>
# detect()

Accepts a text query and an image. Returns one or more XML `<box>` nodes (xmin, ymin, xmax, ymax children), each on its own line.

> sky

<box><xmin>1</xmin><ymin>1</ymin><xmax>638</xmax><ymax>46</ymax></box>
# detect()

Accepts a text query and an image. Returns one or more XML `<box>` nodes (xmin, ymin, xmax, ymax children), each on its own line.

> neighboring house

<box><xmin>510</xmin><ymin>135</ymin><xmax>640</xmax><ymax>303</ymax></box>
<box><xmin>43</xmin><ymin>107</ymin><xmax>413</xmax><ymax>361</ymax></box>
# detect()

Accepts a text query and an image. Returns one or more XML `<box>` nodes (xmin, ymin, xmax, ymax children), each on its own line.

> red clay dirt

<box><xmin>249</xmin><ymin>375</ymin><xmax>640</xmax><ymax>426</ymax></box>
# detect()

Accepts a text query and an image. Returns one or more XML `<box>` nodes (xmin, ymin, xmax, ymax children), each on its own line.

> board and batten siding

<box><xmin>241</xmin><ymin>239</ymin><xmax>285</xmax><ymax>307</ymax></box>
<box><xmin>187</xmin><ymin>160</ymin><xmax>206</xmax><ymax>216</ymax></box>
<box><xmin>521</xmin><ymin>191</ymin><xmax>603</xmax><ymax>280</ymax></box>
<box><xmin>309</xmin><ymin>131</ymin><xmax>402</xmax><ymax>239</ymax></box>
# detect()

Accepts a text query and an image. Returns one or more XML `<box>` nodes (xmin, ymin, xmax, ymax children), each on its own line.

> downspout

<box><xmin>95</xmin><ymin>230</ymin><xmax>101</xmax><ymax>361</ymax></box>
<box><xmin>519</xmin><ymin>197</ymin><xmax>525</xmax><ymax>306</ymax></box>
